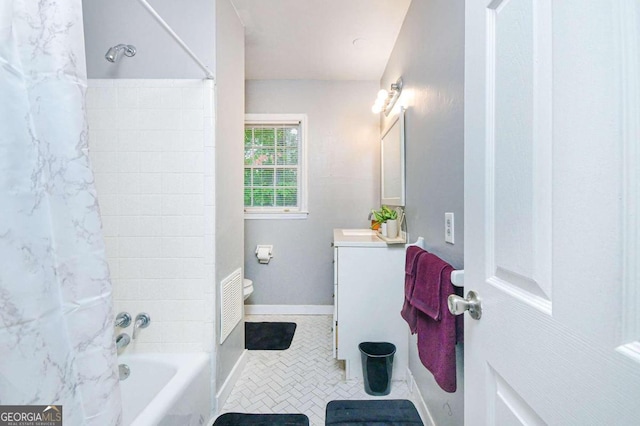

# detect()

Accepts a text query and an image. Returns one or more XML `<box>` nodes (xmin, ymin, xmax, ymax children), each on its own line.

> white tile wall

<box><xmin>87</xmin><ymin>79</ymin><xmax>216</xmax><ymax>353</ymax></box>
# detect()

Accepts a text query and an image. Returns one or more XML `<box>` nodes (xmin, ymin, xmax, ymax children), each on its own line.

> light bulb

<box><xmin>377</xmin><ymin>89</ymin><xmax>388</xmax><ymax>101</ymax></box>
<box><xmin>371</xmin><ymin>104</ymin><xmax>382</xmax><ymax>114</ymax></box>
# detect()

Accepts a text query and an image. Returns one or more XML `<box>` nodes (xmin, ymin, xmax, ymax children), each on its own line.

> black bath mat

<box><xmin>245</xmin><ymin>321</ymin><xmax>297</xmax><ymax>350</ymax></box>
<box><xmin>325</xmin><ymin>399</ymin><xmax>423</xmax><ymax>425</ymax></box>
<box><xmin>213</xmin><ymin>413</ymin><xmax>309</xmax><ymax>425</ymax></box>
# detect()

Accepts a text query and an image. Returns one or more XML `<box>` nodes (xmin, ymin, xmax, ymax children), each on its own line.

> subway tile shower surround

<box><xmin>87</xmin><ymin>79</ymin><xmax>216</xmax><ymax>353</ymax></box>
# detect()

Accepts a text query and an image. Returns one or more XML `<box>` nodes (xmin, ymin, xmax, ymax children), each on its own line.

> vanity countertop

<box><xmin>333</xmin><ymin>229</ymin><xmax>388</xmax><ymax>247</ymax></box>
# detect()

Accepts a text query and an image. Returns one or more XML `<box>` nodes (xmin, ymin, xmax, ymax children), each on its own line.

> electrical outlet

<box><xmin>445</xmin><ymin>212</ymin><xmax>454</xmax><ymax>244</ymax></box>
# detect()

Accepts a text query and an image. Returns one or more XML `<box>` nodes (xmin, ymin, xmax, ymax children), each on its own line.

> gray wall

<box><xmin>214</xmin><ymin>0</ymin><xmax>246</xmax><ymax>397</ymax></box>
<box><xmin>245</xmin><ymin>80</ymin><xmax>380</xmax><ymax>306</ymax></box>
<box><xmin>381</xmin><ymin>0</ymin><xmax>465</xmax><ymax>425</ymax></box>
<box><xmin>82</xmin><ymin>0</ymin><xmax>214</xmax><ymax>79</ymax></box>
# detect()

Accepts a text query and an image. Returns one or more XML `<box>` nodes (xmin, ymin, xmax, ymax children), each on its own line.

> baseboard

<box><xmin>407</xmin><ymin>367</ymin><xmax>437</xmax><ymax>426</ymax></box>
<box><xmin>244</xmin><ymin>304</ymin><xmax>333</xmax><ymax>315</ymax></box>
<box><xmin>215</xmin><ymin>349</ymin><xmax>248</xmax><ymax>416</ymax></box>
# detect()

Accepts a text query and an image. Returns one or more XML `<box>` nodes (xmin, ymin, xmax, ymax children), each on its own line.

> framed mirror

<box><xmin>380</xmin><ymin>107</ymin><xmax>405</xmax><ymax>206</ymax></box>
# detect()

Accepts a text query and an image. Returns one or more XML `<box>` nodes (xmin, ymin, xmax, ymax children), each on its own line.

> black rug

<box><xmin>245</xmin><ymin>322</ymin><xmax>297</xmax><ymax>350</ymax></box>
<box><xmin>213</xmin><ymin>413</ymin><xmax>309</xmax><ymax>426</ymax></box>
<box><xmin>325</xmin><ymin>399</ymin><xmax>423</xmax><ymax>425</ymax></box>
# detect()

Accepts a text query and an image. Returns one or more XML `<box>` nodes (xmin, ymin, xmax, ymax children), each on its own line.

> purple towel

<box><xmin>401</xmin><ymin>246</ymin><xmax>427</xmax><ymax>333</ymax></box>
<box><xmin>416</xmin><ymin>264</ymin><xmax>460</xmax><ymax>393</ymax></box>
<box><xmin>404</xmin><ymin>246</ymin><xmax>425</xmax><ymax>298</ymax></box>
<box><xmin>401</xmin><ymin>297</ymin><xmax>418</xmax><ymax>334</ymax></box>
<box><xmin>400</xmin><ymin>248</ymin><xmax>463</xmax><ymax>392</ymax></box>
<box><xmin>410</xmin><ymin>252</ymin><xmax>449</xmax><ymax>321</ymax></box>
<box><xmin>405</xmin><ymin>245</ymin><xmax>424</xmax><ymax>274</ymax></box>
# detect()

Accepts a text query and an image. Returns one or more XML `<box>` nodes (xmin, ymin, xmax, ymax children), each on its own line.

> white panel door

<box><xmin>464</xmin><ymin>0</ymin><xmax>640</xmax><ymax>424</ymax></box>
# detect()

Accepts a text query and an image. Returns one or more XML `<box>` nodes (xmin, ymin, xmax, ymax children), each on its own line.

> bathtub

<box><xmin>119</xmin><ymin>353</ymin><xmax>211</xmax><ymax>426</ymax></box>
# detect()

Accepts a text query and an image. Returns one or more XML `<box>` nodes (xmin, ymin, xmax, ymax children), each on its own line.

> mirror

<box><xmin>380</xmin><ymin>107</ymin><xmax>405</xmax><ymax>206</ymax></box>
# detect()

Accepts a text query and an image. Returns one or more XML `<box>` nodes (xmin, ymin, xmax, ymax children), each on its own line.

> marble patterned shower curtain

<box><xmin>0</xmin><ymin>1</ymin><xmax>121</xmax><ymax>424</ymax></box>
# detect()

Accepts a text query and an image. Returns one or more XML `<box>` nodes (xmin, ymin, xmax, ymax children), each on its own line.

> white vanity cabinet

<box><xmin>332</xmin><ymin>229</ymin><xmax>408</xmax><ymax>381</ymax></box>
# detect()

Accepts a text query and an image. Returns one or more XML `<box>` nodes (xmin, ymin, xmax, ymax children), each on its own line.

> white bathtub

<box><xmin>119</xmin><ymin>353</ymin><xmax>211</xmax><ymax>426</ymax></box>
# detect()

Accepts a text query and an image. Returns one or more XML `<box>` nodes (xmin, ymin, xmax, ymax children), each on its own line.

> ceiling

<box><xmin>230</xmin><ymin>0</ymin><xmax>411</xmax><ymax>81</ymax></box>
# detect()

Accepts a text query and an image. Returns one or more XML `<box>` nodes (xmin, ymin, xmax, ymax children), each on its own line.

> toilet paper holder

<box><xmin>255</xmin><ymin>245</ymin><xmax>273</xmax><ymax>264</ymax></box>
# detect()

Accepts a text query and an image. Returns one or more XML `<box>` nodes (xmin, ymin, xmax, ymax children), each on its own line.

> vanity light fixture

<box><xmin>372</xmin><ymin>77</ymin><xmax>403</xmax><ymax>116</ymax></box>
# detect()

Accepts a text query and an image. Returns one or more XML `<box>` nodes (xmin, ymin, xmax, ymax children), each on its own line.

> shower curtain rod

<box><xmin>134</xmin><ymin>0</ymin><xmax>214</xmax><ymax>80</ymax></box>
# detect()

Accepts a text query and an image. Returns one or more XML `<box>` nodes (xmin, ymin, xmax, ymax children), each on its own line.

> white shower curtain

<box><xmin>0</xmin><ymin>1</ymin><xmax>121</xmax><ymax>424</ymax></box>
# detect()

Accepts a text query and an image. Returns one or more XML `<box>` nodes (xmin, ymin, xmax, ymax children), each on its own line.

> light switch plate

<box><xmin>445</xmin><ymin>212</ymin><xmax>454</xmax><ymax>244</ymax></box>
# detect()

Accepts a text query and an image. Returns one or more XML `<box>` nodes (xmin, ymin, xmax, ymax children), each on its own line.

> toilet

<box><xmin>243</xmin><ymin>278</ymin><xmax>254</xmax><ymax>300</ymax></box>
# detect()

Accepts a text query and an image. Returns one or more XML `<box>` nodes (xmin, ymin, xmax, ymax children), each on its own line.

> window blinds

<box><xmin>244</xmin><ymin>122</ymin><xmax>301</xmax><ymax>210</ymax></box>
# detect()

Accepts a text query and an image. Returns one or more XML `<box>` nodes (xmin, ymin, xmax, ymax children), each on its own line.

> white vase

<box><xmin>381</xmin><ymin>222</ymin><xmax>388</xmax><ymax>237</ymax></box>
<box><xmin>386</xmin><ymin>219</ymin><xmax>398</xmax><ymax>238</ymax></box>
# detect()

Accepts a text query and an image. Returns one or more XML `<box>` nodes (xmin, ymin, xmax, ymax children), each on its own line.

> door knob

<box><xmin>448</xmin><ymin>291</ymin><xmax>482</xmax><ymax>320</ymax></box>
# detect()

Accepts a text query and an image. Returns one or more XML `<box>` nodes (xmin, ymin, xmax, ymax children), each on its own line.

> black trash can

<box><xmin>358</xmin><ymin>342</ymin><xmax>396</xmax><ymax>396</ymax></box>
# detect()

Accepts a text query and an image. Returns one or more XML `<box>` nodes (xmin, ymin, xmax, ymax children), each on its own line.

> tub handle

<box><xmin>132</xmin><ymin>313</ymin><xmax>151</xmax><ymax>339</ymax></box>
<box><xmin>115</xmin><ymin>312</ymin><xmax>132</xmax><ymax>328</ymax></box>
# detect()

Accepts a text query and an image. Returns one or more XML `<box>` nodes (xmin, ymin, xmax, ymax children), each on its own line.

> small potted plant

<box><xmin>371</xmin><ymin>205</ymin><xmax>399</xmax><ymax>238</ymax></box>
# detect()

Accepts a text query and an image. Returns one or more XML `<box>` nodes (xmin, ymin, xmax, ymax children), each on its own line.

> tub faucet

<box><xmin>132</xmin><ymin>313</ymin><xmax>151</xmax><ymax>340</ymax></box>
<box><xmin>116</xmin><ymin>333</ymin><xmax>131</xmax><ymax>350</ymax></box>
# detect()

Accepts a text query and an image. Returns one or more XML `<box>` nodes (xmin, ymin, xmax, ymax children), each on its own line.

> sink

<box><xmin>334</xmin><ymin>228</ymin><xmax>386</xmax><ymax>247</ymax></box>
<box><xmin>341</xmin><ymin>229</ymin><xmax>376</xmax><ymax>236</ymax></box>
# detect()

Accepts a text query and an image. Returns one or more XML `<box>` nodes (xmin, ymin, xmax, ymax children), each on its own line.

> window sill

<box><xmin>244</xmin><ymin>211</ymin><xmax>309</xmax><ymax>220</ymax></box>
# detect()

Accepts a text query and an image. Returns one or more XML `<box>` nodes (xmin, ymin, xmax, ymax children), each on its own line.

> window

<box><xmin>244</xmin><ymin>114</ymin><xmax>308</xmax><ymax>219</ymax></box>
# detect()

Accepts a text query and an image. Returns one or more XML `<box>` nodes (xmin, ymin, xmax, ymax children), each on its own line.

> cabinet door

<box><xmin>336</xmin><ymin>246</ymin><xmax>405</xmax><ymax>369</ymax></box>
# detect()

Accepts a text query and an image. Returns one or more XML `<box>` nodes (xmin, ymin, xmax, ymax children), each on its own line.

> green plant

<box><xmin>372</xmin><ymin>205</ymin><xmax>398</xmax><ymax>224</ymax></box>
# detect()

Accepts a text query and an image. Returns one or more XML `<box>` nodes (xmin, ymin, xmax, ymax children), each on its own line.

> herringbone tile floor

<box><xmin>219</xmin><ymin>315</ymin><xmax>414</xmax><ymax>426</ymax></box>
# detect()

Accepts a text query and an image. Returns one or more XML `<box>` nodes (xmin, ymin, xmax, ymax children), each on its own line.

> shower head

<box><xmin>105</xmin><ymin>44</ymin><xmax>137</xmax><ymax>63</ymax></box>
